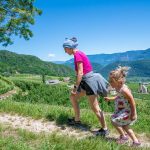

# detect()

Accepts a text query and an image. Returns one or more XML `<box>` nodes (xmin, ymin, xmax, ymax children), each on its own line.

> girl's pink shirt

<box><xmin>74</xmin><ymin>50</ymin><xmax>92</xmax><ymax>75</ymax></box>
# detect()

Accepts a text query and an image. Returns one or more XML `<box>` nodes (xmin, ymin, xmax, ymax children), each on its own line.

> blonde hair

<box><xmin>109</xmin><ymin>66</ymin><xmax>130</xmax><ymax>83</ymax></box>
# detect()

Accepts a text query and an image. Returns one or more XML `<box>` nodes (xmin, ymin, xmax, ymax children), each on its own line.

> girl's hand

<box><xmin>130</xmin><ymin>114</ymin><xmax>137</xmax><ymax>121</ymax></box>
<box><xmin>104</xmin><ymin>97</ymin><xmax>110</xmax><ymax>102</ymax></box>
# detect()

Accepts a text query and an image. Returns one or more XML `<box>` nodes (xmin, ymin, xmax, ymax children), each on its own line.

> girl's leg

<box><xmin>111</xmin><ymin>121</ymin><xmax>129</xmax><ymax>144</ymax></box>
<box><xmin>70</xmin><ymin>90</ymin><xmax>86</xmax><ymax>121</ymax></box>
<box><xmin>123</xmin><ymin>125</ymin><xmax>139</xmax><ymax>143</ymax></box>
<box><xmin>88</xmin><ymin>95</ymin><xmax>107</xmax><ymax>129</ymax></box>
<box><xmin>111</xmin><ymin>121</ymin><xmax>126</xmax><ymax>136</ymax></box>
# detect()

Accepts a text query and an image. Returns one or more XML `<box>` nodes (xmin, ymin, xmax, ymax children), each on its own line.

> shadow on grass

<box><xmin>46</xmin><ymin>113</ymin><xmax>91</xmax><ymax>131</ymax></box>
<box><xmin>46</xmin><ymin>113</ymin><xmax>118</xmax><ymax>142</ymax></box>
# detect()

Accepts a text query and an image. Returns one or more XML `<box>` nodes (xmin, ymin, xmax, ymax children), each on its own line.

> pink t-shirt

<box><xmin>74</xmin><ymin>50</ymin><xmax>92</xmax><ymax>75</ymax></box>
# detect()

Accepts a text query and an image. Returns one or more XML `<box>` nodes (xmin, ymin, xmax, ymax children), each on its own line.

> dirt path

<box><xmin>0</xmin><ymin>113</ymin><xmax>149</xmax><ymax>148</ymax></box>
<box><xmin>0</xmin><ymin>113</ymin><xmax>92</xmax><ymax>139</ymax></box>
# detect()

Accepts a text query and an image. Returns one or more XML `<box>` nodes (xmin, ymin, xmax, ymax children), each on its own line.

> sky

<box><xmin>0</xmin><ymin>0</ymin><xmax>150</xmax><ymax>61</ymax></box>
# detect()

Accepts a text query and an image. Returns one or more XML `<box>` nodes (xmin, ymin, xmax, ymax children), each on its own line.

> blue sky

<box><xmin>0</xmin><ymin>0</ymin><xmax>150</xmax><ymax>61</ymax></box>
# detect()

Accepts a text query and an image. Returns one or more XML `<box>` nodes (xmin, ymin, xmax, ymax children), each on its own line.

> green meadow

<box><xmin>0</xmin><ymin>74</ymin><xmax>149</xmax><ymax>150</ymax></box>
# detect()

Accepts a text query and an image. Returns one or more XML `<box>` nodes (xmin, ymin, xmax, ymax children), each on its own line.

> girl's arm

<box><xmin>122</xmin><ymin>88</ymin><xmax>137</xmax><ymax>120</ymax></box>
<box><xmin>104</xmin><ymin>96</ymin><xmax>116</xmax><ymax>101</ymax></box>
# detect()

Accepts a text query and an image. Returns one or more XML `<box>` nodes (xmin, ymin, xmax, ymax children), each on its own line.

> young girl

<box><xmin>104</xmin><ymin>66</ymin><xmax>141</xmax><ymax>146</ymax></box>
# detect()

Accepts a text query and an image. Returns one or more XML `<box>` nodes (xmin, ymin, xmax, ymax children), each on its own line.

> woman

<box><xmin>63</xmin><ymin>37</ymin><xmax>109</xmax><ymax>136</ymax></box>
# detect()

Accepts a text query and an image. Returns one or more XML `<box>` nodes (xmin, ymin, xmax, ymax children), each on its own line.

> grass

<box><xmin>0</xmin><ymin>124</ymin><xmax>148</xmax><ymax>150</ymax></box>
<box><xmin>0</xmin><ymin>98</ymin><xmax>149</xmax><ymax>135</ymax></box>
<box><xmin>0</xmin><ymin>77</ymin><xmax>149</xmax><ymax>149</ymax></box>
<box><xmin>0</xmin><ymin>76</ymin><xmax>14</xmax><ymax>94</ymax></box>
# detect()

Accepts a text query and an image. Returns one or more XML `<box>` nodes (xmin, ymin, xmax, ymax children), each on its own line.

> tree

<box><xmin>42</xmin><ymin>73</ymin><xmax>45</xmax><ymax>84</ymax></box>
<box><xmin>0</xmin><ymin>0</ymin><xmax>42</xmax><ymax>46</ymax></box>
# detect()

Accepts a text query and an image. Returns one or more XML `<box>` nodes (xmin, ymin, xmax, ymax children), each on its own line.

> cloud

<box><xmin>48</xmin><ymin>53</ymin><xmax>55</xmax><ymax>58</ymax></box>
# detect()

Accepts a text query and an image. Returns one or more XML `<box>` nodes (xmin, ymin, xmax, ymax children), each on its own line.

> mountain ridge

<box><xmin>65</xmin><ymin>48</ymin><xmax>150</xmax><ymax>66</ymax></box>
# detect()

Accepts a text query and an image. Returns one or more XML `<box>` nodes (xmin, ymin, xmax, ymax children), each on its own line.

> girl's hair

<box><xmin>109</xmin><ymin>66</ymin><xmax>130</xmax><ymax>83</ymax></box>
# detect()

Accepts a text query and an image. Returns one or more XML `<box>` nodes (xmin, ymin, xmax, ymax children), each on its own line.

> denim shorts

<box><xmin>77</xmin><ymin>81</ymin><xmax>94</xmax><ymax>95</ymax></box>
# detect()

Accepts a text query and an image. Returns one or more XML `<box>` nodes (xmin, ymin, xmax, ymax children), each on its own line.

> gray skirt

<box><xmin>77</xmin><ymin>71</ymin><xmax>109</xmax><ymax>97</ymax></box>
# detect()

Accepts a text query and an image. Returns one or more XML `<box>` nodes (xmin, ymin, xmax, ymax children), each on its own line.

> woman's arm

<box><xmin>71</xmin><ymin>62</ymin><xmax>83</xmax><ymax>95</ymax></box>
<box><xmin>75</xmin><ymin>62</ymin><xmax>83</xmax><ymax>87</ymax></box>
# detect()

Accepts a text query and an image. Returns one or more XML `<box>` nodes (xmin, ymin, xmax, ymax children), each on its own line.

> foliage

<box><xmin>11</xmin><ymin>79</ymin><xmax>114</xmax><ymax>111</ymax></box>
<box><xmin>0</xmin><ymin>50</ymin><xmax>74</xmax><ymax>76</ymax></box>
<box><xmin>0</xmin><ymin>78</ymin><xmax>150</xmax><ymax>149</ymax></box>
<box><xmin>0</xmin><ymin>75</ymin><xmax>14</xmax><ymax>94</ymax></box>
<box><xmin>0</xmin><ymin>124</ymin><xmax>132</xmax><ymax>150</ymax></box>
<box><xmin>0</xmin><ymin>0</ymin><xmax>42</xmax><ymax>46</ymax></box>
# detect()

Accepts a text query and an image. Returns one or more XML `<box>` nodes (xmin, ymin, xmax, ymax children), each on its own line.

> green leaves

<box><xmin>0</xmin><ymin>0</ymin><xmax>42</xmax><ymax>46</ymax></box>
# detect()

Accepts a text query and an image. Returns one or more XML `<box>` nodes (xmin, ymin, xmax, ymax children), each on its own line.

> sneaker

<box><xmin>132</xmin><ymin>141</ymin><xmax>141</xmax><ymax>147</ymax></box>
<box><xmin>116</xmin><ymin>135</ymin><xmax>129</xmax><ymax>144</ymax></box>
<box><xmin>96</xmin><ymin>128</ymin><xmax>109</xmax><ymax>136</ymax></box>
<box><xmin>67</xmin><ymin>118</ymin><xmax>81</xmax><ymax>126</ymax></box>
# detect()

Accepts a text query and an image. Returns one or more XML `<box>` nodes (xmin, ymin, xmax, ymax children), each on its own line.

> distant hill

<box><xmin>65</xmin><ymin>48</ymin><xmax>150</xmax><ymax>66</ymax></box>
<box><xmin>0</xmin><ymin>50</ymin><xmax>74</xmax><ymax>76</ymax></box>
<box><xmin>100</xmin><ymin>60</ymin><xmax>150</xmax><ymax>78</ymax></box>
<box><xmin>52</xmin><ymin>61</ymin><xmax>65</xmax><ymax>64</ymax></box>
<box><xmin>1</xmin><ymin>49</ymin><xmax>150</xmax><ymax>79</ymax></box>
<box><xmin>63</xmin><ymin>48</ymin><xmax>150</xmax><ymax>78</ymax></box>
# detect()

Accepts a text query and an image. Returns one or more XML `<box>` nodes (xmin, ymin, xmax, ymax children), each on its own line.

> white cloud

<box><xmin>48</xmin><ymin>53</ymin><xmax>55</xmax><ymax>57</ymax></box>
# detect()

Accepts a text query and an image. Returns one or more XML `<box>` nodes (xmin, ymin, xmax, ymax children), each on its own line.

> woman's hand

<box><xmin>71</xmin><ymin>87</ymin><xmax>77</xmax><ymax>95</ymax></box>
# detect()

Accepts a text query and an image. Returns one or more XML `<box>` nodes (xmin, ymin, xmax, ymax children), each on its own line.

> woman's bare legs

<box><xmin>70</xmin><ymin>90</ymin><xmax>86</xmax><ymax>121</ymax></box>
<box><xmin>88</xmin><ymin>95</ymin><xmax>107</xmax><ymax>129</ymax></box>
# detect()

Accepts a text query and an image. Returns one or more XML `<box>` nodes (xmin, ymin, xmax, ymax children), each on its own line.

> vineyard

<box><xmin>0</xmin><ymin>75</ymin><xmax>14</xmax><ymax>94</ymax></box>
<box><xmin>0</xmin><ymin>74</ymin><xmax>149</xmax><ymax>150</ymax></box>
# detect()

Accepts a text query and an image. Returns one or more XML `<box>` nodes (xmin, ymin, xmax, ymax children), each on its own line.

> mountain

<box><xmin>52</xmin><ymin>61</ymin><xmax>65</xmax><ymax>64</ymax></box>
<box><xmin>100</xmin><ymin>60</ymin><xmax>150</xmax><ymax>78</ymax></box>
<box><xmin>1</xmin><ymin>49</ymin><xmax>150</xmax><ymax>78</ymax></box>
<box><xmin>65</xmin><ymin>48</ymin><xmax>150</xmax><ymax>66</ymax></box>
<box><xmin>0</xmin><ymin>50</ymin><xmax>74</xmax><ymax>76</ymax></box>
<box><xmin>63</xmin><ymin>48</ymin><xmax>150</xmax><ymax>78</ymax></box>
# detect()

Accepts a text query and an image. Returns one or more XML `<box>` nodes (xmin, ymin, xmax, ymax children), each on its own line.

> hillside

<box><xmin>64</xmin><ymin>48</ymin><xmax>150</xmax><ymax>78</ymax></box>
<box><xmin>0</xmin><ymin>75</ymin><xmax>14</xmax><ymax>94</ymax></box>
<box><xmin>100</xmin><ymin>60</ymin><xmax>150</xmax><ymax>78</ymax></box>
<box><xmin>0</xmin><ymin>50</ymin><xmax>74</xmax><ymax>76</ymax></box>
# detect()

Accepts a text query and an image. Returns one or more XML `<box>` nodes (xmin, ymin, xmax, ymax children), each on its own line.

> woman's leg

<box><xmin>123</xmin><ymin>125</ymin><xmax>139</xmax><ymax>143</ymax></box>
<box><xmin>88</xmin><ymin>95</ymin><xmax>107</xmax><ymax>129</ymax></box>
<box><xmin>70</xmin><ymin>90</ymin><xmax>86</xmax><ymax>121</ymax></box>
